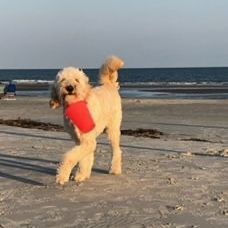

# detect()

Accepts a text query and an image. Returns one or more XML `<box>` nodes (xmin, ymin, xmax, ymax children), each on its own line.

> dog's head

<box><xmin>49</xmin><ymin>67</ymin><xmax>91</xmax><ymax>109</ymax></box>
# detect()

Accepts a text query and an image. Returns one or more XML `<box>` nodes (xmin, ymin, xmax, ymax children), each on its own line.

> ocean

<box><xmin>1</xmin><ymin>67</ymin><xmax>228</xmax><ymax>99</ymax></box>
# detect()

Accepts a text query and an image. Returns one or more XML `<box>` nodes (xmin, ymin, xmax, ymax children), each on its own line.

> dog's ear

<box><xmin>80</xmin><ymin>72</ymin><xmax>91</xmax><ymax>99</ymax></box>
<box><xmin>83</xmin><ymin>73</ymin><xmax>89</xmax><ymax>84</ymax></box>
<box><xmin>79</xmin><ymin>69</ymin><xmax>89</xmax><ymax>84</ymax></box>
<box><xmin>49</xmin><ymin>82</ymin><xmax>61</xmax><ymax>109</ymax></box>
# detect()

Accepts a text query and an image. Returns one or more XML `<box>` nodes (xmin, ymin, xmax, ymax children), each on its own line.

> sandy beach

<box><xmin>0</xmin><ymin>97</ymin><xmax>228</xmax><ymax>227</ymax></box>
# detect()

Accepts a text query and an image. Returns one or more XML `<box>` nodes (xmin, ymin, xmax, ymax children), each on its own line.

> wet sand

<box><xmin>141</xmin><ymin>85</ymin><xmax>228</xmax><ymax>94</ymax></box>
<box><xmin>0</xmin><ymin>97</ymin><xmax>228</xmax><ymax>227</ymax></box>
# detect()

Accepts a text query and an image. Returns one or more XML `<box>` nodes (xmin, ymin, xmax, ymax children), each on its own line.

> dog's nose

<box><xmin>66</xmin><ymin>85</ymin><xmax>74</xmax><ymax>93</ymax></box>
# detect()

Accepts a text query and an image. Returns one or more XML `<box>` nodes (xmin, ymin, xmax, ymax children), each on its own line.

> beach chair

<box><xmin>3</xmin><ymin>82</ymin><xmax>17</xmax><ymax>100</ymax></box>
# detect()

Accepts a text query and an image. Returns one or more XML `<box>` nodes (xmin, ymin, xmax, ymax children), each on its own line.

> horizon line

<box><xmin>0</xmin><ymin>66</ymin><xmax>228</xmax><ymax>70</ymax></box>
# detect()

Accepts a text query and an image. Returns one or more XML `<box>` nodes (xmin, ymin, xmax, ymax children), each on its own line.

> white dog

<box><xmin>50</xmin><ymin>56</ymin><xmax>124</xmax><ymax>185</ymax></box>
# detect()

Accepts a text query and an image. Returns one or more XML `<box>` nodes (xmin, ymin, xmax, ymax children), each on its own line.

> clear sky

<box><xmin>0</xmin><ymin>0</ymin><xmax>228</xmax><ymax>68</ymax></box>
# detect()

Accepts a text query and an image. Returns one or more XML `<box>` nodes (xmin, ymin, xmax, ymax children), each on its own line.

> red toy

<box><xmin>65</xmin><ymin>101</ymin><xmax>95</xmax><ymax>133</ymax></box>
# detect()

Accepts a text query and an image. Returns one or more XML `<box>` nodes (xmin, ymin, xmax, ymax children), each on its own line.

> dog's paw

<box><xmin>56</xmin><ymin>175</ymin><xmax>69</xmax><ymax>185</ymax></box>
<box><xmin>74</xmin><ymin>173</ymin><xmax>88</xmax><ymax>183</ymax></box>
<box><xmin>49</xmin><ymin>99</ymin><xmax>60</xmax><ymax>109</ymax></box>
<box><xmin>109</xmin><ymin>167</ymin><xmax>122</xmax><ymax>175</ymax></box>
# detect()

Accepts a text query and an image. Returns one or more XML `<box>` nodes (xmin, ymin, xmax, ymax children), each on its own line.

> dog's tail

<box><xmin>99</xmin><ymin>56</ymin><xmax>124</xmax><ymax>89</ymax></box>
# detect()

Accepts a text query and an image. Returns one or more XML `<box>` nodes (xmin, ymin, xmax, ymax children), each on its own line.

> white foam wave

<box><xmin>4</xmin><ymin>79</ymin><xmax>228</xmax><ymax>87</ymax></box>
<box><xmin>121</xmin><ymin>81</ymin><xmax>228</xmax><ymax>86</ymax></box>
<box><xmin>12</xmin><ymin>79</ymin><xmax>54</xmax><ymax>84</ymax></box>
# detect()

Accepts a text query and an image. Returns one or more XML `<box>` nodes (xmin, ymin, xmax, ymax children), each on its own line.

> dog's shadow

<box><xmin>0</xmin><ymin>153</ymin><xmax>108</xmax><ymax>186</ymax></box>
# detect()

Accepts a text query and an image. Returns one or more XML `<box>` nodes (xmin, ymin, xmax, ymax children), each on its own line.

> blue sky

<box><xmin>0</xmin><ymin>0</ymin><xmax>228</xmax><ymax>68</ymax></box>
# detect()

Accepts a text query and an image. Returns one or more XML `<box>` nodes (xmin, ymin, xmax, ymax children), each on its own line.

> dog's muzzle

<box><xmin>65</xmin><ymin>85</ymin><xmax>75</xmax><ymax>95</ymax></box>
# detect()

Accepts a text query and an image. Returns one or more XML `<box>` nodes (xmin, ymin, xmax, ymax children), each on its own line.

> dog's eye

<box><xmin>60</xmin><ymin>78</ymin><xmax>65</xmax><ymax>83</ymax></box>
<box><xmin>75</xmin><ymin>79</ymin><xmax>79</xmax><ymax>83</ymax></box>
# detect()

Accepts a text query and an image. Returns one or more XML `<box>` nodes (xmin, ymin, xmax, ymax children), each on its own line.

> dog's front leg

<box><xmin>74</xmin><ymin>137</ymin><xmax>96</xmax><ymax>183</ymax></box>
<box><xmin>56</xmin><ymin>146</ymin><xmax>79</xmax><ymax>185</ymax></box>
<box><xmin>75</xmin><ymin>152</ymin><xmax>94</xmax><ymax>183</ymax></box>
<box><xmin>56</xmin><ymin>137</ymin><xmax>96</xmax><ymax>185</ymax></box>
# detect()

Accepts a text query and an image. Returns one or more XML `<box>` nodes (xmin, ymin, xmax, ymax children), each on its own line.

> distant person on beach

<box><xmin>0</xmin><ymin>82</ymin><xmax>5</xmax><ymax>98</ymax></box>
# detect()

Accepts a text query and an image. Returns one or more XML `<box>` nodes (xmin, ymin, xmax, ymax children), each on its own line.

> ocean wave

<box><xmin>2</xmin><ymin>79</ymin><xmax>228</xmax><ymax>87</ymax></box>
<box><xmin>121</xmin><ymin>81</ymin><xmax>228</xmax><ymax>86</ymax></box>
<box><xmin>12</xmin><ymin>79</ymin><xmax>54</xmax><ymax>84</ymax></box>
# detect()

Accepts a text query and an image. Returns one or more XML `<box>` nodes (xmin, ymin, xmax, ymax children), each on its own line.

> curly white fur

<box><xmin>50</xmin><ymin>56</ymin><xmax>124</xmax><ymax>185</ymax></box>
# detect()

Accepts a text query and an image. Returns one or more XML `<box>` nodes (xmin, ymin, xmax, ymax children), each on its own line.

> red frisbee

<box><xmin>65</xmin><ymin>101</ymin><xmax>95</xmax><ymax>133</ymax></box>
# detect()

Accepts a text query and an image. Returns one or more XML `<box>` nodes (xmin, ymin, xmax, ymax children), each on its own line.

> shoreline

<box><xmin>10</xmin><ymin>83</ymin><xmax>228</xmax><ymax>100</ymax></box>
<box><xmin>14</xmin><ymin>83</ymin><xmax>228</xmax><ymax>90</ymax></box>
<box><xmin>140</xmin><ymin>86</ymin><xmax>228</xmax><ymax>94</ymax></box>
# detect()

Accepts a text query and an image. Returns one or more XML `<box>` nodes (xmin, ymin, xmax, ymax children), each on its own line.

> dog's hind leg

<box><xmin>107</xmin><ymin>125</ymin><xmax>122</xmax><ymax>175</ymax></box>
<box><xmin>56</xmin><ymin>136</ymin><xmax>96</xmax><ymax>185</ymax></box>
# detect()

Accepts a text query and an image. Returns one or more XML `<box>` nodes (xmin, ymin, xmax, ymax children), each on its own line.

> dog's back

<box><xmin>87</xmin><ymin>56</ymin><xmax>124</xmax><ymax>135</ymax></box>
